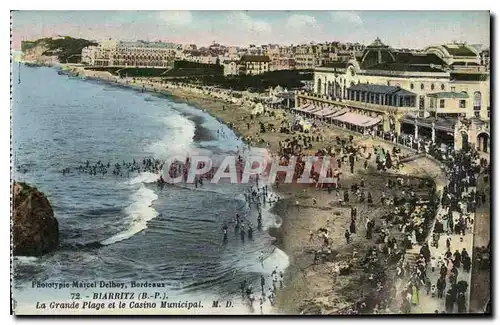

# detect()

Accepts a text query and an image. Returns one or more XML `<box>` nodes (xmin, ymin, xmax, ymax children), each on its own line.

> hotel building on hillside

<box><xmin>181</xmin><ymin>50</ymin><xmax>219</xmax><ymax>65</ymax></box>
<box><xmin>222</xmin><ymin>60</ymin><xmax>239</xmax><ymax>76</ymax></box>
<box><xmin>294</xmin><ymin>44</ymin><xmax>319</xmax><ymax>69</ymax></box>
<box><xmin>295</xmin><ymin>38</ymin><xmax>490</xmax><ymax>153</ymax></box>
<box><xmin>271</xmin><ymin>57</ymin><xmax>296</xmax><ymax>71</ymax></box>
<box><xmin>239</xmin><ymin>55</ymin><xmax>270</xmax><ymax>75</ymax></box>
<box><xmin>81</xmin><ymin>40</ymin><xmax>177</xmax><ymax>68</ymax></box>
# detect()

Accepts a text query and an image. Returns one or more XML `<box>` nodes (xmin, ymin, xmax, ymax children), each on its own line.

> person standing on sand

<box><xmin>240</xmin><ymin>280</ymin><xmax>247</xmax><ymax>295</ymax></box>
<box><xmin>350</xmin><ymin>218</ymin><xmax>356</xmax><ymax>234</ymax></box>
<box><xmin>344</xmin><ymin>229</ymin><xmax>351</xmax><ymax>244</ymax></box>
<box><xmin>437</xmin><ymin>276</ymin><xmax>446</xmax><ymax>299</ymax></box>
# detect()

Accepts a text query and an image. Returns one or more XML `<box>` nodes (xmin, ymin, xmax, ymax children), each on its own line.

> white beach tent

<box><xmin>251</xmin><ymin>103</ymin><xmax>265</xmax><ymax>116</ymax></box>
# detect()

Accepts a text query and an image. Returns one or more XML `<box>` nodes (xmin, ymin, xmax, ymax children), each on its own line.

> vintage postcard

<box><xmin>10</xmin><ymin>10</ymin><xmax>491</xmax><ymax>315</ymax></box>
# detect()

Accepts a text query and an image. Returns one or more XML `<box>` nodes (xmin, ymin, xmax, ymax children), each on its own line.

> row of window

<box><xmin>439</xmin><ymin>99</ymin><xmax>467</xmax><ymax>108</ymax></box>
<box><xmin>410</xmin><ymin>83</ymin><xmax>446</xmax><ymax>91</ymax></box>
<box><xmin>430</xmin><ymin>99</ymin><xmax>468</xmax><ymax>109</ymax></box>
<box><xmin>112</xmin><ymin>56</ymin><xmax>170</xmax><ymax>60</ymax></box>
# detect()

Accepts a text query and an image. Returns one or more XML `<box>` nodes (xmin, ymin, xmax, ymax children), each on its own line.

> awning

<box><xmin>361</xmin><ymin>117</ymin><xmax>382</xmax><ymax>127</ymax></box>
<box><xmin>332</xmin><ymin>112</ymin><xmax>381</xmax><ymax>127</ymax></box>
<box><xmin>325</xmin><ymin>108</ymin><xmax>348</xmax><ymax>118</ymax></box>
<box><xmin>307</xmin><ymin>106</ymin><xmax>324</xmax><ymax>114</ymax></box>
<box><xmin>313</xmin><ymin>107</ymin><xmax>336</xmax><ymax>117</ymax></box>
<box><xmin>293</xmin><ymin>104</ymin><xmax>311</xmax><ymax>112</ymax></box>
<box><xmin>302</xmin><ymin>105</ymin><xmax>318</xmax><ymax>112</ymax></box>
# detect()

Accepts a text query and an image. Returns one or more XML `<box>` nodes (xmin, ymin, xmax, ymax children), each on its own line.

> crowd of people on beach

<box><xmin>225</xmin><ymin>182</ymin><xmax>286</xmax><ymax>314</ymax></box>
<box><xmin>239</xmin><ymin>265</ymin><xmax>285</xmax><ymax>314</ymax></box>
<box><xmin>220</xmin><ymin>183</ymin><xmax>280</xmax><ymax>244</ymax></box>
<box><xmin>298</xmin><ymin>130</ymin><xmax>489</xmax><ymax>314</ymax></box>
<box><xmin>391</xmin><ymin>146</ymin><xmax>488</xmax><ymax>314</ymax></box>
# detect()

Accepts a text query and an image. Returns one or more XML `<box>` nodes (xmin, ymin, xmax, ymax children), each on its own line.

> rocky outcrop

<box><xmin>12</xmin><ymin>182</ymin><xmax>59</xmax><ymax>256</ymax></box>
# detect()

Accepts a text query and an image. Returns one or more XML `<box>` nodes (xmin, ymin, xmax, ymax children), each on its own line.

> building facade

<box><xmin>222</xmin><ymin>60</ymin><xmax>239</xmax><ymax>76</ymax></box>
<box><xmin>182</xmin><ymin>50</ymin><xmax>219</xmax><ymax>65</ymax></box>
<box><xmin>239</xmin><ymin>55</ymin><xmax>270</xmax><ymax>75</ymax></box>
<box><xmin>296</xmin><ymin>38</ymin><xmax>490</xmax><ymax>152</ymax></box>
<box><xmin>271</xmin><ymin>57</ymin><xmax>296</xmax><ymax>71</ymax></box>
<box><xmin>81</xmin><ymin>46</ymin><xmax>97</xmax><ymax>65</ymax></box>
<box><xmin>81</xmin><ymin>40</ymin><xmax>177</xmax><ymax>68</ymax></box>
<box><xmin>294</xmin><ymin>44</ymin><xmax>319</xmax><ymax>69</ymax></box>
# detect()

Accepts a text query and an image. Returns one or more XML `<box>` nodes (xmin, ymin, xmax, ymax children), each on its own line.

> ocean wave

<box><xmin>100</xmin><ymin>183</ymin><xmax>159</xmax><ymax>245</ymax></box>
<box><xmin>101</xmin><ymin>110</ymin><xmax>194</xmax><ymax>245</ymax></box>
<box><xmin>126</xmin><ymin>171</ymin><xmax>158</xmax><ymax>185</ymax></box>
<box><xmin>148</xmin><ymin>113</ymin><xmax>196</xmax><ymax>159</ymax></box>
<box><xmin>236</xmin><ymin>246</ymin><xmax>290</xmax><ymax>275</ymax></box>
<box><xmin>13</xmin><ymin>256</ymin><xmax>39</xmax><ymax>264</ymax></box>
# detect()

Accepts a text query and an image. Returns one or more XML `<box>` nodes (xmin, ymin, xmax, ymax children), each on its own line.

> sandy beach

<box><xmin>80</xmin><ymin>70</ymin><xmax>451</xmax><ymax>314</ymax></box>
<box><xmin>144</xmin><ymin>80</ymin><xmax>451</xmax><ymax>314</ymax></box>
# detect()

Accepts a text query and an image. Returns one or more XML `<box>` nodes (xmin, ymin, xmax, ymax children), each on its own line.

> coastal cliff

<box><xmin>12</xmin><ymin>182</ymin><xmax>59</xmax><ymax>256</ymax></box>
<box><xmin>21</xmin><ymin>36</ymin><xmax>96</xmax><ymax>64</ymax></box>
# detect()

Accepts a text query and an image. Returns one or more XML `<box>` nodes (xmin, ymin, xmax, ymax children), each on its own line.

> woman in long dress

<box><xmin>411</xmin><ymin>284</ymin><xmax>420</xmax><ymax>306</ymax></box>
<box><xmin>411</xmin><ymin>229</ymin><xmax>417</xmax><ymax>245</ymax></box>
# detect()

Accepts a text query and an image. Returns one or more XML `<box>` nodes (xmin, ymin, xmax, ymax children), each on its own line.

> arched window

<box><xmin>441</xmin><ymin>84</ymin><xmax>445</xmax><ymax>91</ymax></box>
<box><xmin>410</xmin><ymin>83</ymin><xmax>414</xmax><ymax>90</ymax></box>
<box><xmin>431</xmin><ymin>84</ymin><xmax>435</xmax><ymax>91</ymax></box>
<box><xmin>420</xmin><ymin>83</ymin><xmax>425</xmax><ymax>90</ymax></box>
<box><xmin>350</xmin><ymin>81</ymin><xmax>355</xmax><ymax>87</ymax></box>
<box><xmin>474</xmin><ymin>91</ymin><xmax>482</xmax><ymax>110</ymax></box>
<box><xmin>317</xmin><ymin>78</ymin><xmax>322</xmax><ymax>94</ymax></box>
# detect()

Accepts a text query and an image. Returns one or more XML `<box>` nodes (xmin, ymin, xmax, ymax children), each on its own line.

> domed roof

<box><xmin>367</xmin><ymin>37</ymin><xmax>389</xmax><ymax>48</ymax></box>
<box><xmin>360</xmin><ymin>37</ymin><xmax>396</xmax><ymax>68</ymax></box>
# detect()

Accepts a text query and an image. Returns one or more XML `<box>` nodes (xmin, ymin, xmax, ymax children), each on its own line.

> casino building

<box><xmin>295</xmin><ymin>38</ymin><xmax>490</xmax><ymax>153</ymax></box>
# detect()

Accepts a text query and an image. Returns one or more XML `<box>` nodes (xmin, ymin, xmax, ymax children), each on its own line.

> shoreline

<box><xmin>66</xmin><ymin>68</ymin><xmax>452</xmax><ymax>314</ymax></box>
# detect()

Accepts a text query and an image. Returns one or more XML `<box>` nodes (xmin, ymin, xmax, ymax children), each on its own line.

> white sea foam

<box><xmin>101</xmin><ymin>183</ymin><xmax>159</xmax><ymax>245</ymax></box>
<box><xmin>102</xmin><ymin>109</ymin><xmax>194</xmax><ymax>246</ymax></box>
<box><xmin>13</xmin><ymin>256</ymin><xmax>38</xmax><ymax>264</ymax></box>
<box><xmin>126</xmin><ymin>171</ymin><xmax>158</xmax><ymax>185</ymax></box>
<box><xmin>148</xmin><ymin>113</ymin><xmax>196</xmax><ymax>159</ymax></box>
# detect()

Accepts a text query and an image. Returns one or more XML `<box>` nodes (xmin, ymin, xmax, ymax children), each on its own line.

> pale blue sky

<box><xmin>11</xmin><ymin>10</ymin><xmax>490</xmax><ymax>49</ymax></box>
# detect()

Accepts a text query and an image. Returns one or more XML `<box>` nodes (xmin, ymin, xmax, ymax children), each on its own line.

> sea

<box><xmin>11</xmin><ymin>64</ymin><xmax>289</xmax><ymax>315</ymax></box>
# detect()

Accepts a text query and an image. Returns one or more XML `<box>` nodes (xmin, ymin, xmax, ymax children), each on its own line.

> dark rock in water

<box><xmin>12</xmin><ymin>182</ymin><xmax>59</xmax><ymax>256</ymax></box>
